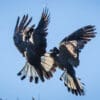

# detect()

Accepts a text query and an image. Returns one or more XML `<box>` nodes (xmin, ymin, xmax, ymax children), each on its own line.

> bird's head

<box><xmin>50</xmin><ymin>47</ymin><xmax>59</xmax><ymax>55</ymax></box>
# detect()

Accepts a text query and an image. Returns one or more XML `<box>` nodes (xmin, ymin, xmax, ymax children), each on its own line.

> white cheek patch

<box><xmin>41</xmin><ymin>53</ymin><xmax>55</xmax><ymax>72</ymax></box>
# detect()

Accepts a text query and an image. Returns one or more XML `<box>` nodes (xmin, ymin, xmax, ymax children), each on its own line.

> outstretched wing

<box><xmin>13</xmin><ymin>15</ymin><xmax>34</xmax><ymax>56</ymax></box>
<box><xmin>57</xmin><ymin>25</ymin><xmax>96</xmax><ymax>95</ymax></box>
<box><xmin>33</xmin><ymin>8</ymin><xmax>50</xmax><ymax>56</ymax></box>
<box><xmin>46</xmin><ymin>47</ymin><xmax>85</xmax><ymax>96</ymax></box>
<box><xmin>35</xmin><ymin>8</ymin><xmax>50</xmax><ymax>37</ymax></box>
<box><xmin>60</xmin><ymin>25</ymin><xmax>96</xmax><ymax>67</ymax></box>
<box><xmin>15</xmin><ymin>9</ymin><xmax>50</xmax><ymax>83</ymax></box>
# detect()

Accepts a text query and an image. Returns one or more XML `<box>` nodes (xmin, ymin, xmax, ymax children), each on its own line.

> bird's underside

<box><xmin>13</xmin><ymin>7</ymin><xmax>96</xmax><ymax>96</ymax></box>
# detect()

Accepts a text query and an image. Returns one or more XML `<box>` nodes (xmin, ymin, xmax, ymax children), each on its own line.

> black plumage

<box><xmin>13</xmin><ymin>9</ymin><xmax>96</xmax><ymax>96</ymax></box>
<box><xmin>42</xmin><ymin>25</ymin><xmax>96</xmax><ymax>95</ymax></box>
<box><xmin>13</xmin><ymin>15</ymin><xmax>33</xmax><ymax>56</ymax></box>
<box><xmin>13</xmin><ymin>8</ymin><xmax>52</xmax><ymax>83</ymax></box>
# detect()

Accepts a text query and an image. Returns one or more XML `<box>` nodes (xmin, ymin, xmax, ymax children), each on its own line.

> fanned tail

<box><xmin>60</xmin><ymin>71</ymin><xmax>85</xmax><ymax>96</ymax></box>
<box><xmin>17</xmin><ymin>62</ymin><xmax>53</xmax><ymax>83</ymax></box>
<box><xmin>17</xmin><ymin>62</ymin><xmax>39</xmax><ymax>83</ymax></box>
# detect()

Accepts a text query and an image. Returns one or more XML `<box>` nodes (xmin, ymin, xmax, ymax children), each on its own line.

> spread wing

<box><xmin>13</xmin><ymin>15</ymin><xmax>34</xmax><ymax>56</ymax></box>
<box><xmin>60</xmin><ymin>25</ymin><xmax>96</xmax><ymax>67</ymax></box>
<box><xmin>57</xmin><ymin>25</ymin><xmax>96</xmax><ymax>95</ymax></box>
<box><xmin>35</xmin><ymin>8</ymin><xmax>50</xmax><ymax>37</ymax></box>
<box><xmin>45</xmin><ymin>47</ymin><xmax>85</xmax><ymax>96</ymax></box>
<box><xmin>15</xmin><ymin>9</ymin><xmax>51</xmax><ymax>83</ymax></box>
<box><xmin>33</xmin><ymin>8</ymin><xmax>50</xmax><ymax>56</ymax></box>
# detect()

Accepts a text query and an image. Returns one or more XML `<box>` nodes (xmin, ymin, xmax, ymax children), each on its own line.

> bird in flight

<box><xmin>42</xmin><ymin>25</ymin><xmax>96</xmax><ymax>95</ymax></box>
<box><xmin>13</xmin><ymin>8</ymin><xmax>53</xmax><ymax>83</ymax></box>
<box><xmin>13</xmin><ymin>8</ymin><xmax>96</xmax><ymax>96</ymax></box>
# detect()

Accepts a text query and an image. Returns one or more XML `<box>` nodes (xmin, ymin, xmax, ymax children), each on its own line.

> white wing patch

<box><xmin>41</xmin><ymin>53</ymin><xmax>56</xmax><ymax>72</ymax></box>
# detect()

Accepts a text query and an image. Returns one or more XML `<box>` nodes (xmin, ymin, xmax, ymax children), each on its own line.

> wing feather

<box><xmin>60</xmin><ymin>25</ymin><xmax>96</xmax><ymax>67</ymax></box>
<box><xmin>13</xmin><ymin>15</ymin><xmax>34</xmax><ymax>56</ymax></box>
<box><xmin>35</xmin><ymin>8</ymin><xmax>50</xmax><ymax>36</ymax></box>
<box><xmin>41</xmin><ymin>53</ymin><xmax>57</xmax><ymax>72</ymax></box>
<box><xmin>33</xmin><ymin>8</ymin><xmax>50</xmax><ymax>56</ymax></box>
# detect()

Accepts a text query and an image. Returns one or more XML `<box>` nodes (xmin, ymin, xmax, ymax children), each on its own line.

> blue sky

<box><xmin>0</xmin><ymin>0</ymin><xmax>100</xmax><ymax>100</ymax></box>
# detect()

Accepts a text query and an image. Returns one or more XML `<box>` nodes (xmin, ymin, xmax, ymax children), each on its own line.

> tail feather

<box><xmin>17</xmin><ymin>62</ymin><xmax>53</xmax><ymax>83</ymax></box>
<box><xmin>35</xmin><ymin>66</ymin><xmax>45</xmax><ymax>82</ymax></box>
<box><xmin>43</xmin><ymin>70</ymin><xmax>53</xmax><ymax>79</ymax></box>
<box><xmin>60</xmin><ymin>71</ymin><xmax>84</xmax><ymax>96</ymax></box>
<box><xmin>17</xmin><ymin>62</ymin><xmax>39</xmax><ymax>83</ymax></box>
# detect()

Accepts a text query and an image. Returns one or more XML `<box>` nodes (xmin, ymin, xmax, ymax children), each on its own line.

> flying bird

<box><xmin>41</xmin><ymin>25</ymin><xmax>96</xmax><ymax>95</ymax></box>
<box><xmin>13</xmin><ymin>8</ymin><xmax>96</xmax><ymax>96</ymax></box>
<box><xmin>13</xmin><ymin>8</ymin><xmax>53</xmax><ymax>83</ymax></box>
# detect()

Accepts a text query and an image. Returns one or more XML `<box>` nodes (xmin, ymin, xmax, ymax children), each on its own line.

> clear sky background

<box><xmin>0</xmin><ymin>0</ymin><xmax>100</xmax><ymax>100</ymax></box>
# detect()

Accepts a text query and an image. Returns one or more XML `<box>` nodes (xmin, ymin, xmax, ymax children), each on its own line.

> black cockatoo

<box><xmin>13</xmin><ymin>8</ymin><xmax>53</xmax><ymax>83</ymax></box>
<box><xmin>41</xmin><ymin>25</ymin><xmax>96</xmax><ymax>95</ymax></box>
<box><xmin>13</xmin><ymin>8</ymin><xmax>96</xmax><ymax>96</ymax></box>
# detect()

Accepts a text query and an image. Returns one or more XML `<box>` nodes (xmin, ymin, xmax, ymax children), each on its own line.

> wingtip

<box><xmin>84</xmin><ymin>25</ymin><xmax>96</xmax><ymax>31</ymax></box>
<box><xmin>14</xmin><ymin>16</ymin><xmax>20</xmax><ymax>32</ymax></box>
<box><xmin>42</xmin><ymin>7</ymin><xmax>50</xmax><ymax>20</ymax></box>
